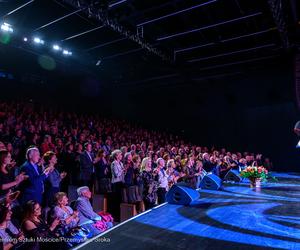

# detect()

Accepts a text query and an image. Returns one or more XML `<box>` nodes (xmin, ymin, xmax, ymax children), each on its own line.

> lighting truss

<box><xmin>268</xmin><ymin>0</ymin><xmax>290</xmax><ymax>48</ymax></box>
<box><xmin>62</xmin><ymin>0</ymin><xmax>172</xmax><ymax>62</ymax></box>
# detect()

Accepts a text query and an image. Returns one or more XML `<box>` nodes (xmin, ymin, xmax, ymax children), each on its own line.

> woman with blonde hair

<box><xmin>140</xmin><ymin>157</ymin><xmax>158</xmax><ymax>210</ymax></box>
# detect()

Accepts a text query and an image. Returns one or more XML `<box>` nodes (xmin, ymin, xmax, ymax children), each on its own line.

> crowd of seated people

<box><xmin>0</xmin><ymin>101</ymin><xmax>272</xmax><ymax>249</ymax></box>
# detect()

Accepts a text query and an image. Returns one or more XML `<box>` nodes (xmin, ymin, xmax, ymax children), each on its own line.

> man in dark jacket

<box><xmin>18</xmin><ymin>147</ymin><xmax>52</xmax><ymax>205</ymax></box>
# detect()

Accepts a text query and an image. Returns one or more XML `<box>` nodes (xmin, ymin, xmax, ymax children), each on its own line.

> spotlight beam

<box><xmin>188</xmin><ymin>43</ymin><xmax>277</xmax><ymax>63</ymax></box>
<box><xmin>137</xmin><ymin>0</ymin><xmax>217</xmax><ymax>27</ymax></box>
<box><xmin>61</xmin><ymin>25</ymin><xmax>104</xmax><ymax>41</ymax></box>
<box><xmin>157</xmin><ymin>12</ymin><xmax>262</xmax><ymax>41</ymax></box>
<box><xmin>34</xmin><ymin>8</ymin><xmax>86</xmax><ymax>31</ymax></box>
<box><xmin>2</xmin><ymin>0</ymin><xmax>35</xmax><ymax>18</ymax></box>
<box><xmin>85</xmin><ymin>38</ymin><xmax>126</xmax><ymax>52</ymax></box>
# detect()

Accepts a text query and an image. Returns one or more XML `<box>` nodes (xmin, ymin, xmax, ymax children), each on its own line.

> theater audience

<box><xmin>0</xmin><ymin>100</ymin><xmax>270</xmax><ymax>249</ymax></box>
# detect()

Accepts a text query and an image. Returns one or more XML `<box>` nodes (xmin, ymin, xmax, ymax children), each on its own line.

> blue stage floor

<box><xmin>76</xmin><ymin>172</ymin><xmax>300</xmax><ymax>250</ymax></box>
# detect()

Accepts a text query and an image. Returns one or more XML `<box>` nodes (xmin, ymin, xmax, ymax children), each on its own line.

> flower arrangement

<box><xmin>240</xmin><ymin>166</ymin><xmax>269</xmax><ymax>181</ymax></box>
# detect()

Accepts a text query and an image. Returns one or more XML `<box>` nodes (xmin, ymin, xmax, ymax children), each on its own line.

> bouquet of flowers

<box><xmin>240</xmin><ymin>166</ymin><xmax>269</xmax><ymax>181</ymax></box>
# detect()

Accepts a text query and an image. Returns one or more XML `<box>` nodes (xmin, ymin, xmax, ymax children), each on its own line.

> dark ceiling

<box><xmin>0</xmin><ymin>0</ymin><xmax>299</xmax><ymax>87</ymax></box>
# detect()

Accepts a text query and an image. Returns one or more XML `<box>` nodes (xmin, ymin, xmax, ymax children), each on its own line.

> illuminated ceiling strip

<box><xmin>175</xmin><ymin>27</ymin><xmax>277</xmax><ymax>54</ymax></box>
<box><xmin>137</xmin><ymin>0</ymin><xmax>217</xmax><ymax>27</ymax></box>
<box><xmin>188</xmin><ymin>43</ymin><xmax>276</xmax><ymax>63</ymax></box>
<box><xmin>85</xmin><ymin>38</ymin><xmax>127</xmax><ymax>52</ymax></box>
<box><xmin>2</xmin><ymin>0</ymin><xmax>35</xmax><ymax>17</ymax></box>
<box><xmin>196</xmin><ymin>55</ymin><xmax>279</xmax><ymax>71</ymax></box>
<box><xmin>157</xmin><ymin>12</ymin><xmax>262</xmax><ymax>41</ymax></box>
<box><xmin>34</xmin><ymin>8</ymin><xmax>85</xmax><ymax>31</ymax></box>
<box><xmin>61</xmin><ymin>25</ymin><xmax>104</xmax><ymax>41</ymax></box>
<box><xmin>109</xmin><ymin>0</ymin><xmax>127</xmax><ymax>8</ymax></box>
<box><xmin>103</xmin><ymin>48</ymin><xmax>143</xmax><ymax>60</ymax></box>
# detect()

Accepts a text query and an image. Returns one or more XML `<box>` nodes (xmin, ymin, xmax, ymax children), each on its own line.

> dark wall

<box><xmin>110</xmin><ymin>62</ymin><xmax>299</xmax><ymax>171</ymax></box>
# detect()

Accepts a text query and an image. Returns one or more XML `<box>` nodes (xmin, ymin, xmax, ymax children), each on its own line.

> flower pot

<box><xmin>249</xmin><ymin>177</ymin><xmax>261</xmax><ymax>188</ymax></box>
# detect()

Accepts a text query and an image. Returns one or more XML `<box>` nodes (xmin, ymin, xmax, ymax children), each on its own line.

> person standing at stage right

<box><xmin>155</xmin><ymin>158</ymin><xmax>169</xmax><ymax>204</ymax></box>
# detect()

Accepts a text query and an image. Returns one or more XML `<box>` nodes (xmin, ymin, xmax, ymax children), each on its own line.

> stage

<box><xmin>75</xmin><ymin>172</ymin><xmax>300</xmax><ymax>250</ymax></box>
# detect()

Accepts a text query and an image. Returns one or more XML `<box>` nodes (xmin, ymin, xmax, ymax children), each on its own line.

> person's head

<box><xmin>16</xmin><ymin>129</ymin><xmax>22</xmax><ymax>137</ymax></box>
<box><xmin>26</xmin><ymin>147</ymin><xmax>40</xmax><ymax>164</ymax></box>
<box><xmin>232</xmin><ymin>154</ymin><xmax>238</xmax><ymax>161</ymax></box>
<box><xmin>66</xmin><ymin>142</ymin><xmax>74</xmax><ymax>152</ymax></box>
<box><xmin>203</xmin><ymin>153</ymin><xmax>210</xmax><ymax>161</ymax></box>
<box><xmin>84</xmin><ymin>143</ymin><xmax>92</xmax><ymax>152</ymax></box>
<box><xmin>112</xmin><ymin>150</ymin><xmax>122</xmax><ymax>161</ymax></box>
<box><xmin>0</xmin><ymin>150</ymin><xmax>11</xmax><ymax>167</ymax></box>
<box><xmin>141</xmin><ymin>157</ymin><xmax>152</xmax><ymax>171</ymax></box>
<box><xmin>131</xmin><ymin>144</ymin><xmax>136</xmax><ymax>152</ymax></box>
<box><xmin>56</xmin><ymin>138</ymin><xmax>63</xmax><ymax>147</ymax></box>
<box><xmin>55</xmin><ymin>192</ymin><xmax>68</xmax><ymax>207</ymax></box>
<box><xmin>97</xmin><ymin>149</ymin><xmax>106</xmax><ymax>158</ymax></box>
<box><xmin>77</xmin><ymin>186</ymin><xmax>92</xmax><ymax>199</ymax></box>
<box><xmin>132</xmin><ymin>155</ymin><xmax>141</xmax><ymax>167</ymax></box>
<box><xmin>75</xmin><ymin>143</ymin><xmax>83</xmax><ymax>152</ymax></box>
<box><xmin>245</xmin><ymin>155</ymin><xmax>252</xmax><ymax>162</ymax></box>
<box><xmin>124</xmin><ymin>152</ymin><xmax>132</xmax><ymax>163</ymax></box>
<box><xmin>0</xmin><ymin>141</ymin><xmax>6</xmax><ymax>151</ymax></box>
<box><xmin>239</xmin><ymin>158</ymin><xmax>247</xmax><ymax>165</ymax></box>
<box><xmin>23</xmin><ymin>200</ymin><xmax>41</xmax><ymax>220</ymax></box>
<box><xmin>43</xmin><ymin>151</ymin><xmax>57</xmax><ymax>166</ymax></box>
<box><xmin>209</xmin><ymin>156</ymin><xmax>216</xmax><ymax>164</ymax></box>
<box><xmin>44</xmin><ymin>135</ymin><xmax>52</xmax><ymax>143</ymax></box>
<box><xmin>0</xmin><ymin>205</ymin><xmax>12</xmax><ymax>224</ymax></box>
<box><xmin>156</xmin><ymin>158</ymin><xmax>165</xmax><ymax>168</ymax></box>
<box><xmin>167</xmin><ymin>159</ymin><xmax>175</xmax><ymax>169</ymax></box>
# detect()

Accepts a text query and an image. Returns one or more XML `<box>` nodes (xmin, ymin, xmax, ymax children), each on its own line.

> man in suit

<box><xmin>80</xmin><ymin>143</ymin><xmax>95</xmax><ymax>189</ymax></box>
<box><xmin>18</xmin><ymin>147</ymin><xmax>52</xmax><ymax>205</ymax></box>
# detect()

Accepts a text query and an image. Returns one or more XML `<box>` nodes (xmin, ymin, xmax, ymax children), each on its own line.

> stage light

<box><xmin>23</xmin><ymin>37</ymin><xmax>28</xmax><ymax>42</ymax></box>
<box><xmin>96</xmin><ymin>59</ymin><xmax>101</xmax><ymax>66</ymax></box>
<box><xmin>62</xmin><ymin>49</ymin><xmax>72</xmax><ymax>55</ymax></box>
<box><xmin>0</xmin><ymin>23</ymin><xmax>13</xmax><ymax>33</ymax></box>
<box><xmin>53</xmin><ymin>44</ymin><xmax>61</xmax><ymax>51</ymax></box>
<box><xmin>33</xmin><ymin>37</ymin><xmax>44</xmax><ymax>44</ymax></box>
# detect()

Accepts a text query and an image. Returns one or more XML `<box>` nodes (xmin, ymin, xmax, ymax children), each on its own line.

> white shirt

<box><xmin>158</xmin><ymin>169</ymin><xmax>169</xmax><ymax>190</ymax></box>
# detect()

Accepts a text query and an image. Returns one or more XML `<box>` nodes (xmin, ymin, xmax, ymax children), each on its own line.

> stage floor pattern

<box><xmin>75</xmin><ymin>172</ymin><xmax>300</xmax><ymax>250</ymax></box>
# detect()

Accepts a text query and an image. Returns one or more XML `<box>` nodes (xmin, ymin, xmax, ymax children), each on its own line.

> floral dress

<box><xmin>141</xmin><ymin>170</ymin><xmax>158</xmax><ymax>205</ymax></box>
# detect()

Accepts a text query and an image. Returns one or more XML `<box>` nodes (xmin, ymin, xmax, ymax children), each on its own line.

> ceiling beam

<box><xmin>85</xmin><ymin>38</ymin><xmax>127</xmax><ymax>51</ymax></box>
<box><xmin>157</xmin><ymin>12</ymin><xmax>262</xmax><ymax>41</ymax></box>
<box><xmin>188</xmin><ymin>43</ymin><xmax>277</xmax><ymax>63</ymax></box>
<box><xmin>175</xmin><ymin>27</ymin><xmax>277</xmax><ymax>55</ymax></box>
<box><xmin>137</xmin><ymin>0</ymin><xmax>217</xmax><ymax>27</ymax></box>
